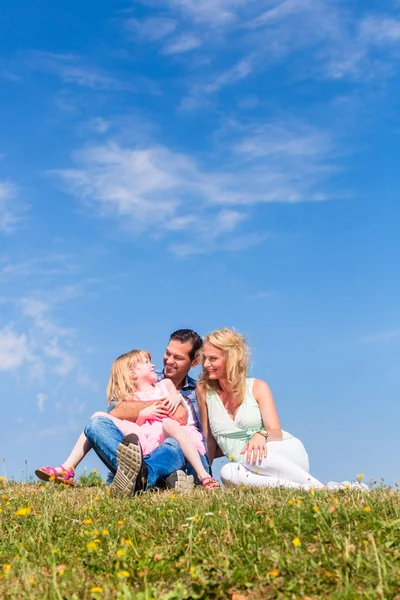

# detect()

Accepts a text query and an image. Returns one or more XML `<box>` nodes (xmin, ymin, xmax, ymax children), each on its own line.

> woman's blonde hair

<box><xmin>106</xmin><ymin>349</ymin><xmax>151</xmax><ymax>404</ymax></box>
<box><xmin>198</xmin><ymin>328</ymin><xmax>249</xmax><ymax>403</ymax></box>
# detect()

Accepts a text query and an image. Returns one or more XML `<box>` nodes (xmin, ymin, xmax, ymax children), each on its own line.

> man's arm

<box><xmin>110</xmin><ymin>399</ymin><xmax>188</xmax><ymax>426</ymax></box>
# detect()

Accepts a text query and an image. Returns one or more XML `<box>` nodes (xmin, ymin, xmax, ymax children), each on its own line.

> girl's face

<box><xmin>131</xmin><ymin>357</ymin><xmax>157</xmax><ymax>384</ymax></box>
<box><xmin>202</xmin><ymin>343</ymin><xmax>227</xmax><ymax>380</ymax></box>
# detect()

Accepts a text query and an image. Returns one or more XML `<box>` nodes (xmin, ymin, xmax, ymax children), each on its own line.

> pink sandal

<box><xmin>200</xmin><ymin>476</ymin><xmax>221</xmax><ymax>490</ymax></box>
<box><xmin>35</xmin><ymin>465</ymin><xmax>76</xmax><ymax>486</ymax></box>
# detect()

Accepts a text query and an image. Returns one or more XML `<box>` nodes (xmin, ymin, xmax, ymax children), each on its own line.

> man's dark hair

<box><xmin>169</xmin><ymin>329</ymin><xmax>203</xmax><ymax>361</ymax></box>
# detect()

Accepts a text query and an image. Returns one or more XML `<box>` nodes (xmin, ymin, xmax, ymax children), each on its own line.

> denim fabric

<box><xmin>84</xmin><ymin>415</ymin><xmax>210</xmax><ymax>488</ymax></box>
<box><xmin>84</xmin><ymin>415</ymin><xmax>123</xmax><ymax>474</ymax></box>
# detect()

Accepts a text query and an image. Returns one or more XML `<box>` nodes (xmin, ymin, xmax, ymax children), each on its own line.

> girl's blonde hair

<box><xmin>106</xmin><ymin>349</ymin><xmax>151</xmax><ymax>404</ymax></box>
<box><xmin>198</xmin><ymin>328</ymin><xmax>249</xmax><ymax>403</ymax></box>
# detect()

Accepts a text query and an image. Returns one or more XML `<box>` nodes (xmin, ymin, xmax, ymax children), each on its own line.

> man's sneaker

<box><xmin>111</xmin><ymin>434</ymin><xmax>147</xmax><ymax>497</ymax></box>
<box><xmin>165</xmin><ymin>470</ymin><xmax>195</xmax><ymax>491</ymax></box>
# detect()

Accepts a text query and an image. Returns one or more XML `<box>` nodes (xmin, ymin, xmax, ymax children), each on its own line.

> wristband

<box><xmin>256</xmin><ymin>430</ymin><xmax>269</xmax><ymax>442</ymax></box>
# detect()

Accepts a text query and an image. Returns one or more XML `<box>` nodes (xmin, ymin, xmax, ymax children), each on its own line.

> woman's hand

<box><xmin>240</xmin><ymin>432</ymin><xmax>267</xmax><ymax>464</ymax></box>
<box><xmin>136</xmin><ymin>401</ymin><xmax>168</xmax><ymax>425</ymax></box>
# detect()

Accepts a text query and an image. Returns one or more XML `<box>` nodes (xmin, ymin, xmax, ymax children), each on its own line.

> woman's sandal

<box><xmin>200</xmin><ymin>476</ymin><xmax>221</xmax><ymax>490</ymax></box>
<box><xmin>35</xmin><ymin>465</ymin><xmax>76</xmax><ymax>486</ymax></box>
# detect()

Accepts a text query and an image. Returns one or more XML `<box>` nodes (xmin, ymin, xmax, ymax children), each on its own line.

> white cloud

<box><xmin>54</xmin><ymin>119</ymin><xmax>337</xmax><ymax>254</ymax></box>
<box><xmin>37</xmin><ymin>392</ymin><xmax>47</xmax><ymax>412</ymax></box>
<box><xmin>359</xmin><ymin>330</ymin><xmax>400</xmax><ymax>344</ymax></box>
<box><xmin>0</xmin><ymin>328</ymin><xmax>31</xmax><ymax>371</ymax></box>
<box><xmin>163</xmin><ymin>0</ymin><xmax>248</xmax><ymax>25</ymax></box>
<box><xmin>126</xmin><ymin>17</ymin><xmax>177</xmax><ymax>41</ymax></box>
<box><xmin>163</xmin><ymin>33</ymin><xmax>202</xmax><ymax>54</ymax></box>
<box><xmin>26</xmin><ymin>51</ymin><xmax>130</xmax><ymax>91</ymax></box>
<box><xmin>0</xmin><ymin>180</ymin><xmax>23</xmax><ymax>233</ymax></box>
<box><xmin>360</xmin><ymin>16</ymin><xmax>400</xmax><ymax>45</ymax></box>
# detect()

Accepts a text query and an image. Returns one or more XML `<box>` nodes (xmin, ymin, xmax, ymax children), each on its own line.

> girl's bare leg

<box><xmin>162</xmin><ymin>420</ymin><xmax>209</xmax><ymax>481</ymax></box>
<box><xmin>52</xmin><ymin>411</ymin><xmax>128</xmax><ymax>475</ymax></box>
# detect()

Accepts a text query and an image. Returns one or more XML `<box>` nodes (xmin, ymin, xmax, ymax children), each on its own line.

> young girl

<box><xmin>35</xmin><ymin>349</ymin><xmax>220</xmax><ymax>490</ymax></box>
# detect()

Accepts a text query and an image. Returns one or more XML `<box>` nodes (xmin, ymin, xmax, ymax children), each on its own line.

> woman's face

<box><xmin>202</xmin><ymin>343</ymin><xmax>227</xmax><ymax>380</ymax></box>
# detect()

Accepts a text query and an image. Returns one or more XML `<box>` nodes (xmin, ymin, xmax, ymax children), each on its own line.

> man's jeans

<box><xmin>84</xmin><ymin>415</ymin><xmax>210</xmax><ymax>489</ymax></box>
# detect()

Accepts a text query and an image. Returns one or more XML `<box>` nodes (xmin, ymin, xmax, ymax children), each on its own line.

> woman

<box><xmin>197</xmin><ymin>328</ymin><xmax>365</xmax><ymax>490</ymax></box>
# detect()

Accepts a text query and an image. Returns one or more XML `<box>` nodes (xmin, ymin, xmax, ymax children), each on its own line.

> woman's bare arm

<box><xmin>240</xmin><ymin>379</ymin><xmax>283</xmax><ymax>464</ymax></box>
<box><xmin>252</xmin><ymin>379</ymin><xmax>283</xmax><ymax>441</ymax></box>
<box><xmin>196</xmin><ymin>384</ymin><xmax>217</xmax><ymax>463</ymax></box>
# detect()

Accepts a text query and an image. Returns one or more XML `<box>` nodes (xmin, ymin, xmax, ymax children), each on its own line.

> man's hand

<box><xmin>240</xmin><ymin>432</ymin><xmax>267</xmax><ymax>464</ymax></box>
<box><xmin>136</xmin><ymin>402</ymin><xmax>168</xmax><ymax>426</ymax></box>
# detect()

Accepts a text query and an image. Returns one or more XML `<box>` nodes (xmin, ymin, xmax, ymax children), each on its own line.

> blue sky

<box><xmin>1</xmin><ymin>0</ymin><xmax>399</xmax><ymax>485</ymax></box>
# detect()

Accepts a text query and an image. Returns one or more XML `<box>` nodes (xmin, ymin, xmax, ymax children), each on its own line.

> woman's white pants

<box><xmin>220</xmin><ymin>437</ymin><xmax>324</xmax><ymax>489</ymax></box>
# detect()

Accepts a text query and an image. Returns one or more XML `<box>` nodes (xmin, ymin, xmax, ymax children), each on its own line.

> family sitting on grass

<box><xmin>35</xmin><ymin>328</ymin><xmax>368</xmax><ymax>494</ymax></box>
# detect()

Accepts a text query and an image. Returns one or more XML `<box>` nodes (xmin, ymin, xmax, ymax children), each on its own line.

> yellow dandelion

<box><xmin>52</xmin><ymin>548</ymin><xmax>59</xmax><ymax>554</ymax></box>
<box><xmin>3</xmin><ymin>564</ymin><xmax>11</xmax><ymax>573</ymax></box>
<box><xmin>92</xmin><ymin>469</ymin><xmax>98</xmax><ymax>474</ymax></box>
<box><xmin>292</xmin><ymin>537</ymin><xmax>301</xmax><ymax>547</ymax></box>
<box><xmin>49</xmin><ymin>475</ymin><xmax>55</xmax><ymax>482</ymax></box>
<box><xmin>345</xmin><ymin>483</ymin><xmax>351</xmax><ymax>489</ymax></box>
<box><xmin>15</xmin><ymin>506</ymin><xmax>32</xmax><ymax>517</ymax></box>
<box><xmin>2</xmin><ymin>495</ymin><xmax>8</xmax><ymax>500</ymax></box>
<box><xmin>93</xmin><ymin>529</ymin><xmax>99</xmax><ymax>536</ymax></box>
<box><xmin>93</xmin><ymin>539</ymin><xmax>101</xmax><ymax>544</ymax></box>
<box><xmin>363</xmin><ymin>539</ymin><xmax>369</xmax><ymax>545</ymax></box>
<box><xmin>28</xmin><ymin>576</ymin><xmax>36</xmax><ymax>584</ymax></box>
<box><xmin>364</xmin><ymin>506</ymin><xmax>371</xmax><ymax>513</ymax></box>
<box><xmin>88</xmin><ymin>505</ymin><xmax>93</xmax><ymax>511</ymax></box>
<box><xmin>357</xmin><ymin>474</ymin><xmax>364</xmax><ymax>481</ymax></box>
<box><xmin>116</xmin><ymin>549</ymin><xmax>126</xmax><ymax>557</ymax></box>
<box><xmin>83</xmin><ymin>519</ymin><xmax>92</xmax><ymax>525</ymax></box>
<box><xmin>94</xmin><ymin>496</ymin><xmax>99</xmax><ymax>501</ymax></box>
<box><xmin>312</xmin><ymin>505</ymin><xmax>319</xmax><ymax>512</ymax></box>
<box><xmin>90</xmin><ymin>587</ymin><xmax>103</xmax><ymax>594</ymax></box>
<box><xmin>295</xmin><ymin>498</ymin><xmax>302</xmax><ymax>505</ymax></box>
<box><xmin>102</xmin><ymin>529</ymin><xmax>109</xmax><ymax>536</ymax></box>
<box><xmin>116</xmin><ymin>570</ymin><xmax>129</xmax><ymax>578</ymax></box>
<box><xmin>269</xmin><ymin>568</ymin><xmax>280</xmax><ymax>577</ymax></box>
<box><xmin>87</xmin><ymin>542</ymin><xmax>97</xmax><ymax>551</ymax></box>
<box><xmin>309</xmin><ymin>486</ymin><xmax>315</xmax><ymax>495</ymax></box>
<box><xmin>117</xmin><ymin>520</ymin><xmax>124</xmax><ymax>526</ymax></box>
<box><xmin>0</xmin><ymin>509</ymin><xmax>3</xmax><ymax>514</ymax></box>
<box><xmin>0</xmin><ymin>477</ymin><xmax>6</xmax><ymax>482</ymax></box>
<box><xmin>122</xmin><ymin>538</ymin><xmax>134</xmax><ymax>547</ymax></box>
<box><xmin>287</xmin><ymin>499</ymin><xmax>294</xmax><ymax>506</ymax></box>
<box><xmin>170</xmin><ymin>493</ymin><xmax>176</xmax><ymax>499</ymax></box>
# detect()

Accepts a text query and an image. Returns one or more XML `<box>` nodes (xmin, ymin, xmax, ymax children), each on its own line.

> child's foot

<box><xmin>35</xmin><ymin>465</ymin><xmax>76</xmax><ymax>486</ymax></box>
<box><xmin>200</xmin><ymin>476</ymin><xmax>221</xmax><ymax>490</ymax></box>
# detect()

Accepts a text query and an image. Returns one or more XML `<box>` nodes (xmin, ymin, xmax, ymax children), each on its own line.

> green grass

<box><xmin>1</xmin><ymin>480</ymin><xmax>399</xmax><ymax>599</ymax></box>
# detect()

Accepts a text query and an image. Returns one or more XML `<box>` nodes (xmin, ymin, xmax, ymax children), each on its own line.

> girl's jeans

<box><xmin>84</xmin><ymin>415</ymin><xmax>210</xmax><ymax>489</ymax></box>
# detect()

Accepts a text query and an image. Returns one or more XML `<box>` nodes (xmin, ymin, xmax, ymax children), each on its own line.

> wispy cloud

<box><xmin>163</xmin><ymin>33</ymin><xmax>202</xmax><ymax>54</ymax></box>
<box><xmin>54</xmin><ymin>117</ymin><xmax>338</xmax><ymax>255</ymax></box>
<box><xmin>37</xmin><ymin>392</ymin><xmax>46</xmax><ymax>412</ymax></box>
<box><xmin>26</xmin><ymin>51</ymin><xmax>130</xmax><ymax>91</ymax></box>
<box><xmin>0</xmin><ymin>180</ymin><xmax>24</xmax><ymax>233</ymax></box>
<box><xmin>358</xmin><ymin>330</ymin><xmax>400</xmax><ymax>344</ymax></box>
<box><xmin>0</xmin><ymin>327</ymin><xmax>31</xmax><ymax>371</ymax></box>
<box><xmin>126</xmin><ymin>17</ymin><xmax>177</xmax><ymax>41</ymax></box>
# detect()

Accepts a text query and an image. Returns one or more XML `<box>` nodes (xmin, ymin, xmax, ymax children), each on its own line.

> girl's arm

<box><xmin>196</xmin><ymin>384</ymin><xmax>217</xmax><ymax>463</ymax></box>
<box><xmin>162</xmin><ymin>379</ymin><xmax>188</xmax><ymax>426</ymax></box>
<box><xmin>241</xmin><ymin>379</ymin><xmax>283</xmax><ymax>464</ymax></box>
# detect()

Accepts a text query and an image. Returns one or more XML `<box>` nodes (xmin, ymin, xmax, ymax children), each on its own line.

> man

<box><xmin>84</xmin><ymin>329</ymin><xmax>209</xmax><ymax>496</ymax></box>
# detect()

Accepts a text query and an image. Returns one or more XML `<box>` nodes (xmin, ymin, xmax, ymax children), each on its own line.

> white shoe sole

<box><xmin>165</xmin><ymin>470</ymin><xmax>195</xmax><ymax>491</ymax></box>
<box><xmin>111</xmin><ymin>435</ymin><xmax>143</xmax><ymax>498</ymax></box>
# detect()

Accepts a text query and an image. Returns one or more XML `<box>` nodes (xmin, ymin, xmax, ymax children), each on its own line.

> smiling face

<box><xmin>163</xmin><ymin>339</ymin><xmax>195</xmax><ymax>387</ymax></box>
<box><xmin>202</xmin><ymin>342</ymin><xmax>227</xmax><ymax>381</ymax></box>
<box><xmin>131</xmin><ymin>355</ymin><xmax>157</xmax><ymax>386</ymax></box>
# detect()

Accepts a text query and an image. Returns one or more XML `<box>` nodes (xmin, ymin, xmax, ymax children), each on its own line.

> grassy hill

<box><xmin>1</xmin><ymin>480</ymin><xmax>399</xmax><ymax>599</ymax></box>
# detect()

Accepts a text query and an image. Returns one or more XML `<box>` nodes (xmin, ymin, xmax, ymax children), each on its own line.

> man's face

<box><xmin>163</xmin><ymin>339</ymin><xmax>194</xmax><ymax>386</ymax></box>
